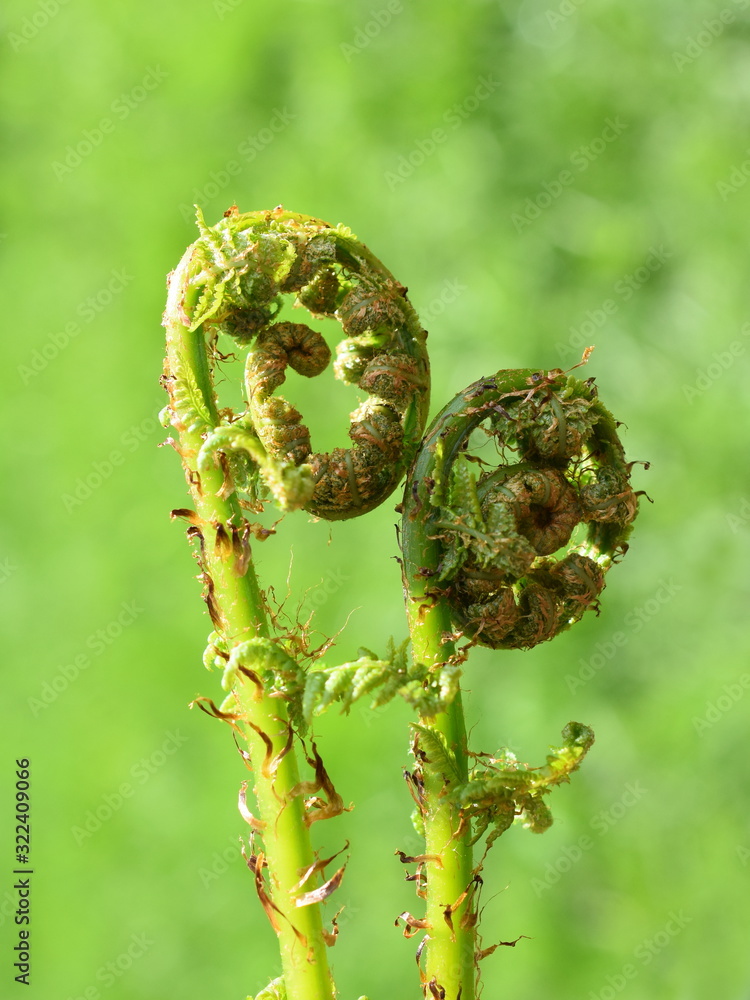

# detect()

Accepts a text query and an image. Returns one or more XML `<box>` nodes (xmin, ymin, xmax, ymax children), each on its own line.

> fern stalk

<box><xmin>163</xmin><ymin>252</ymin><xmax>336</xmax><ymax>1000</ymax></box>
<box><xmin>401</xmin><ymin>431</ymin><xmax>476</xmax><ymax>999</ymax></box>
<box><xmin>399</xmin><ymin>368</ymin><xmax>639</xmax><ymax>997</ymax></box>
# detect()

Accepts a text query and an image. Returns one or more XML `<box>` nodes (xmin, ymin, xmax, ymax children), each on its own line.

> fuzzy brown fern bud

<box><xmin>401</xmin><ymin>367</ymin><xmax>640</xmax><ymax>650</ymax></box>
<box><xmin>164</xmin><ymin>205</ymin><xmax>430</xmax><ymax>521</ymax></box>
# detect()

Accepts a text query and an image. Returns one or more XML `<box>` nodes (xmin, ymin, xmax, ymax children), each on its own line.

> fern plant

<box><xmin>161</xmin><ymin>206</ymin><xmax>640</xmax><ymax>999</ymax></box>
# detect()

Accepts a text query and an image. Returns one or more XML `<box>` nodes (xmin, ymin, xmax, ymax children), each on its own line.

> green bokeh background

<box><xmin>2</xmin><ymin>2</ymin><xmax>749</xmax><ymax>998</ymax></box>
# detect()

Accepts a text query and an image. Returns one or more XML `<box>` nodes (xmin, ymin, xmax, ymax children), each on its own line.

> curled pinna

<box><xmin>162</xmin><ymin>206</ymin><xmax>430</xmax><ymax>520</ymax></box>
<box><xmin>401</xmin><ymin>368</ymin><xmax>640</xmax><ymax>650</ymax></box>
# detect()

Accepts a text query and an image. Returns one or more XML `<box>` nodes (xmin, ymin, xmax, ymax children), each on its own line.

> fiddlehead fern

<box><xmin>403</xmin><ymin>367</ymin><xmax>638</xmax><ymax>651</ymax></box>
<box><xmin>166</xmin><ymin>205</ymin><xmax>430</xmax><ymax>520</ymax></box>
<box><xmin>162</xmin><ymin>207</ymin><xmax>432</xmax><ymax>1000</ymax></box>
<box><xmin>398</xmin><ymin>365</ymin><xmax>641</xmax><ymax>1000</ymax></box>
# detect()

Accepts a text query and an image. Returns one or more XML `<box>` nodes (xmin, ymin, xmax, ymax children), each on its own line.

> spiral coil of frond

<box><xmin>163</xmin><ymin>205</ymin><xmax>430</xmax><ymax>520</ymax></box>
<box><xmin>402</xmin><ymin>368</ymin><xmax>639</xmax><ymax>650</ymax></box>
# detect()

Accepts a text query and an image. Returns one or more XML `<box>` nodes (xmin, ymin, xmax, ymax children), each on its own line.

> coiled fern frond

<box><xmin>402</xmin><ymin>366</ymin><xmax>640</xmax><ymax>650</ymax></box>
<box><xmin>163</xmin><ymin>206</ymin><xmax>430</xmax><ymax>520</ymax></box>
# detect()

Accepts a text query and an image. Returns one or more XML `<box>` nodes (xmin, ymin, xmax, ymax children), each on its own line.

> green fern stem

<box><xmin>163</xmin><ymin>251</ymin><xmax>336</xmax><ymax>1000</ymax></box>
<box><xmin>400</xmin><ymin>368</ymin><xmax>638</xmax><ymax>998</ymax></box>
<box><xmin>412</xmin><ymin>672</ymin><xmax>476</xmax><ymax>998</ymax></box>
<box><xmin>419</xmin><ymin>696</ymin><xmax>475</xmax><ymax>1000</ymax></box>
<box><xmin>401</xmin><ymin>409</ymin><xmax>476</xmax><ymax>1000</ymax></box>
<box><xmin>163</xmin><ymin>204</ymin><xmax>432</xmax><ymax>999</ymax></box>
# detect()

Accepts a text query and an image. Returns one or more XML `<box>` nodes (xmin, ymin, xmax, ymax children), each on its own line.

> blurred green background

<box><xmin>2</xmin><ymin>1</ymin><xmax>749</xmax><ymax>998</ymax></box>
